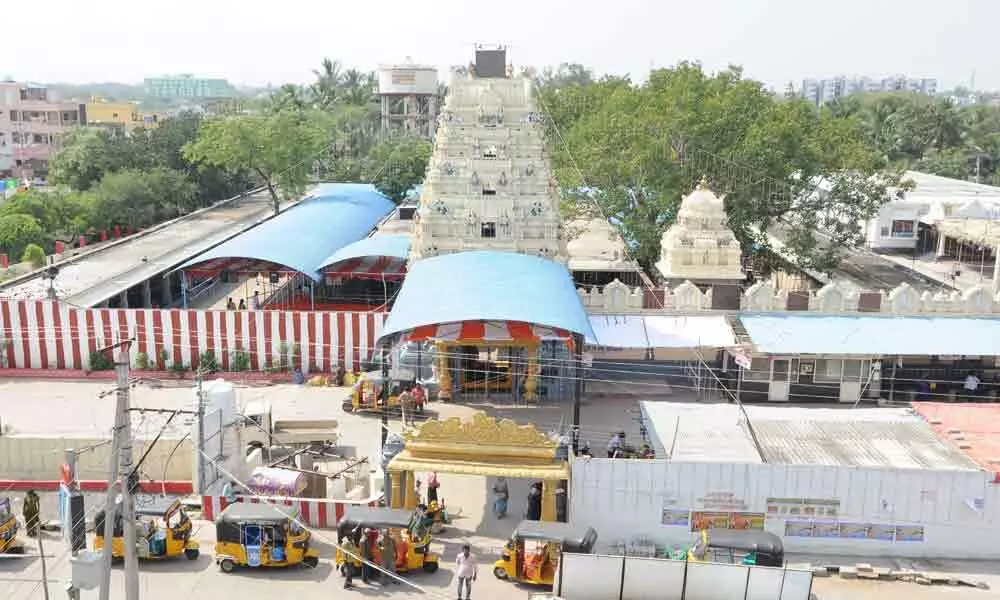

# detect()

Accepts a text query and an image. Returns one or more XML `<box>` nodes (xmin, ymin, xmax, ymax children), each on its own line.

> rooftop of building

<box><xmin>641</xmin><ymin>401</ymin><xmax>981</xmax><ymax>471</ymax></box>
<box><xmin>911</xmin><ymin>402</ymin><xmax>1000</xmax><ymax>481</ymax></box>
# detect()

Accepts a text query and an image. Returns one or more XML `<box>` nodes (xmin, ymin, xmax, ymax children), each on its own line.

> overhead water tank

<box><xmin>198</xmin><ymin>379</ymin><xmax>237</xmax><ymax>426</ymax></box>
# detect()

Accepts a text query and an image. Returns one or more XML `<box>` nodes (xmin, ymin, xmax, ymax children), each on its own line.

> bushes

<box><xmin>20</xmin><ymin>244</ymin><xmax>45</xmax><ymax>269</ymax></box>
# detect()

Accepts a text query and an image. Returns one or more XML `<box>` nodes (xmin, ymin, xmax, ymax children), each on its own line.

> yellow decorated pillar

<box><xmin>389</xmin><ymin>471</ymin><xmax>403</xmax><ymax>508</ymax></box>
<box><xmin>403</xmin><ymin>471</ymin><xmax>419</xmax><ymax>510</ymax></box>
<box><xmin>524</xmin><ymin>346</ymin><xmax>539</xmax><ymax>402</ymax></box>
<box><xmin>437</xmin><ymin>344</ymin><xmax>452</xmax><ymax>401</ymax></box>
<box><xmin>541</xmin><ymin>480</ymin><xmax>558</xmax><ymax>522</ymax></box>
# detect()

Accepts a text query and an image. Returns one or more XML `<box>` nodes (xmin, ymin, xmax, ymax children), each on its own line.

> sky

<box><xmin>8</xmin><ymin>0</ymin><xmax>999</xmax><ymax>90</ymax></box>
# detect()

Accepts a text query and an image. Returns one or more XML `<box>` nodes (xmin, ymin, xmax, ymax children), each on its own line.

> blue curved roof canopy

<box><xmin>179</xmin><ymin>183</ymin><xmax>393</xmax><ymax>280</ymax></box>
<box><xmin>379</xmin><ymin>251</ymin><xmax>596</xmax><ymax>344</ymax></box>
<box><xmin>319</xmin><ymin>234</ymin><xmax>412</xmax><ymax>269</ymax></box>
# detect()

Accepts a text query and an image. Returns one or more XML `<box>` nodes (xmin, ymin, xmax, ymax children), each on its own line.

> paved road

<box><xmin>1</xmin><ymin>380</ymin><xmax>998</xmax><ymax>599</ymax></box>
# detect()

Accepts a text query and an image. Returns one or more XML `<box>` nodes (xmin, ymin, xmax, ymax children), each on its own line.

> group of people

<box><xmin>339</xmin><ymin>527</ymin><xmax>402</xmax><ymax>589</ymax></box>
<box><xmin>225</xmin><ymin>290</ymin><xmax>261</xmax><ymax>311</ymax></box>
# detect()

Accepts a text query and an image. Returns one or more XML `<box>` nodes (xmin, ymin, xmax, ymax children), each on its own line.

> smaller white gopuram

<box><xmin>655</xmin><ymin>178</ymin><xmax>744</xmax><ymax>285</ymax></box>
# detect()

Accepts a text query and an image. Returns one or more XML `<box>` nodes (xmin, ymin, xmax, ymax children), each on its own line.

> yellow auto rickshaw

<box><xmin>344</xmin><ymin>373</ymin><xmax>418</xmax><ymax>414</ymax></box>
<box><xmin>493</xmin><ymin>521</ymin><xmax>598</xmax><ymax>587</ymax></box>
<box><xmin>214</xmin><ymin>502</ymin><xmax>319</xmax><ymax>572</ymax></box>
<box><xmin>0</xmin><ymin>498</ymin><xmax>24</xmax><ymax>554</ymax></box>
<box><xmin>94</xmin><ymin>497</ymin><xmax>199</xmax><ymax>561</ymax></box>
<box><xmin>335</xmin><ymin>506</ymin><xmax>440</xmax><ymax>574</ymax></box>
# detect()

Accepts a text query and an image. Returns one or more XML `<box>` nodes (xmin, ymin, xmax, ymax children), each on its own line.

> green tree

<box><xmin>0</xmin><ymin>189</ymin><xmax>94</xmax><ymax>240</ymax></box>
<box><xmin>541</xmin><ymin>62</ymin><xmax>897</xmax><ymax>272</ymax></box>
<box><xmin>364</xmin><ymin>135</ymin><xmax>433</xmax><ymax>202</ymax></box>
<box><xmin>183</xmin><ymin>110</ymin><xmax>333</xmax><ymax>213</ymax></box>
<box><xmin>89</xmin><ymin>168</ymin><xmax>196</xmax><ymax>229</ymax></box>
<box><xmin>48</xmin><ymin>128</ymin><xmax>126</xmax><ymax>190</ymax></box>
<box><xmin>0</xmin><ymin>214</ymin><xmax>45</xmax><ymax>259</ymax></box>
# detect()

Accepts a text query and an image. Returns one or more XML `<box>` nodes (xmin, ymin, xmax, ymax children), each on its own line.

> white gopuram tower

<box><xmin>409</xmin><ymin>46</ymin><xmax>568</xmax><ymax>264</ymax></box>
<box><xmin>655</xmin><ymin>178</ymin><xmax>744</xmax><ymax>285</ymax></box>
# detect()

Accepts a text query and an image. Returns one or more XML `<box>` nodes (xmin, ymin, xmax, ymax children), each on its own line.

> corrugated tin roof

<box><xmin>379</xmin><ymin>251</ymin><xmax>596</xmax><ymax>343</ymax></box>
<box><xmin>751</xmin><ymin>418</ymin><xmax>979</xmax><ymax>470</ymax></box>
<box><xmin>179</xmin><ymin>183</ymin><xmax>393</xmax><ymax>280</ymax></box>
<box><xmin>641</xmin><ymin>402</ymin><xmax>763</xmax><ymax>463</ymax></box>
<box><xmin>740</xmin><ymin>314</ymin><xmax>1000</xmax><ymax>356</ymax></box>
<box><xmin>641</xmin><ymin>401</ymin><xmax>980</xmax><ymax>471</ymax></box>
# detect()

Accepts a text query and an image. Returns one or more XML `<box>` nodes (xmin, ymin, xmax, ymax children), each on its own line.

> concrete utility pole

<box><xmin>98</xmin><ymin>341</ymin><xmax>140</xmax><ymax>600</ymax></box>
<box><xmin>116</xmin><ymin>343</ymin><xmax>141</xmax><ymax>600</ymax></box>
<box><xmin>195</xmin><ymin>371</ymin><xmax>206</xmax><ymax>493</ymax></box>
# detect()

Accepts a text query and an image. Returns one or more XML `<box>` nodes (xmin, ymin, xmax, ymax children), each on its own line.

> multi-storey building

<box><xmin>85</xmin><ymin>100</ymin><xmax>161</xmax><ymax>135</ymax></box>
<box><xmin>143</xmin><ymin>75</ymin><xmax>233</xmax><ymax>100</ymax></box>
<box><xmin>0</xmin><ymin>82</ymin><xmax>86</xmax><ymax>178</ymax></box>
<box><xmin>800</xmin><ymin>75</ymin><xmax>938</xmax><ymax>105</ymax></box>
<box><xmin>409</xmin><ymin>46</ymin><xmax>568</xmax><ymax>263</ymax></box>
<box><xmin>377</xmin><ymin>60</ymin><xmax>440</xmax><ymax>138</ymax></box>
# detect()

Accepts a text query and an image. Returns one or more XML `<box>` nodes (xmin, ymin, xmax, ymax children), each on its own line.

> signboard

<box><xmin>690</xmin><ymin>511</ymin><xmax>765</xmax><ymax>531</ymax></box>
<box><xmin>784</xmin><ymin>520</ymin><xmax>925</xmax><ymax>543</ymax></box>
<box><xmin>697</xmin><ymin>491</ymin><xmax>747</xmax><ymax>510</ymax></box>
<box><xmin>661</xmin><ymin>509</ymin><xmax>691</xmax><ymax>527</ymax></box>
<box><xmin>765</xmin><ymin>497</ymin><xmax>840</xmax><ymax>517</ymax></box>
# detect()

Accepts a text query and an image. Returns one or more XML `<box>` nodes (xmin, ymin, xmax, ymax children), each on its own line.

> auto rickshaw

<box><xmin>213</xmin><ymin>502</ymin><xmax>319</xmax><ymax>572</ymax></box>
<box><xmin>0</xmin><ymin>498</ymin><xmax>24</xmax><ymax>554</ymax></box>
<box><xmin>493</xmin><ymin>521</ymin><xmax>598</xmax><ymax>587</ymax></box>
<box><xmin>344</xmin><ymin>373</ymin><xmax>409</xmax><ymax>414</ymax></box>
<box><xmin>94</xmin><ymin>497</ymin><xmax>199</xmax><ymax>561</ymax></box>
<box><xmin>335</xmin><ymin>506</ymin><xmax>440</xmax><ymax>574</ymax></box>
<box><xmin>682</xmin><ymin>529</ymin><xmax>784</xmax><ymax>567</ymax></box>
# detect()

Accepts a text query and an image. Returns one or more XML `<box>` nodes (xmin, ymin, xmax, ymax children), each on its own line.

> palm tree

<box><xmin>311</xmin><ymin>58</ymin><xmax>343</xmax><ymax>109</ymax></box>
<box><xmin>340</xmin><ymin>69</ymin><xmax>375</xmax><ymax>106</ymax></box>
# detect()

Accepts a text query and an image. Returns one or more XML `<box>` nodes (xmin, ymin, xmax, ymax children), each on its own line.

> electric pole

<box><xmin>195</xmin><ymin>371</ymin><xmax>206</xmax><ymax>493</ymax></box>
<box><xmin>117</xmin><ymin>342</ymin><xmax>140</xmax><ymax>600</ymax></box>
<box><xmin>98</xmin><ymin>340</ymin><xmax>140</xmax><ymax>600</ymax></box>
<box><xmin>380</xmin><ymin>345</ymin><xmax>390</xmax><ymax>450</ymax></box>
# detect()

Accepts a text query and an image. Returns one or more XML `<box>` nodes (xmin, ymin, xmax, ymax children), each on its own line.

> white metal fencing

<box><xmin>554</xmin><ymin>553</ymin><xmax>814</xmax><ymax>600</ymax></box>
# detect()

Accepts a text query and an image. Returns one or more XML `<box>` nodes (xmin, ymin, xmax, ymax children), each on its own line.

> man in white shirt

<box><xmin>455</xmin><ymin>544</ymin><xmax>478</xmax><ymax>600</ymax></box>
<box><xmin>964</xmin><ymin>371</ymin><xmax>981</xmax><ymax>401</ymax></box>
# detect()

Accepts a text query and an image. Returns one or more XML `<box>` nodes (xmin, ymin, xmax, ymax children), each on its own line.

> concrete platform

<box><xmin>0</xmin><ymin>192</ymin><xmax>275</xmax><ymax>307</ymax></box>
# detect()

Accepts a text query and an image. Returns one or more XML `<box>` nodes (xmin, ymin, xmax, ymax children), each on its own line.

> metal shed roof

<box><xmin>740</xmin><ymin>314</ymin><xmax>1000</xmax><ymax>356</ymax></box>
<box><xmin>318</xmin><ymin>233</ymin><xmax>411</xmax><ymax>269</ymax></box>
<box><xmin>379</xmin><ymin>251</ymin><xmax>596</xmax><ymax>343</ymax></box>
<box><xmin>179</xmin><ymin>183</ymin><xmax>393</xmax><ymax>280</ymax></box>
<box><xmin>588</xmin><ymin>315</ymin><xmax>735</xmax><ymax>349</ymax></box>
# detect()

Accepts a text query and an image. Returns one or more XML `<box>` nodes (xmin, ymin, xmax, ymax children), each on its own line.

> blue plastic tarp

<box><xmin>380</xmin><ymin>251</ymin><xmax>596</xmax><ymax>343</ymax></box>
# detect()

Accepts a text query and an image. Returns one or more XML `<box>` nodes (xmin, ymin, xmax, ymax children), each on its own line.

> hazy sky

<box><xmin>8</xmin><ymin>0</ymin><xmax>998</xmax><ymax>90</ymax></box>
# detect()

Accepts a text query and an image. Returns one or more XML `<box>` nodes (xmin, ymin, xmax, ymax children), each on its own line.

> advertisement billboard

<box><xmin>377</xmin><ymin>66</ymin><xmax>439</xmax><ymax>95</ymax></box>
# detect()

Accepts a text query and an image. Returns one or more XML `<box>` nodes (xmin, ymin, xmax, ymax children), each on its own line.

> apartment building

<box><xmin>0</xmin><ymin>82</ymin><xmax>86</xmax><ymax>178</ymax></box>
<box><xmin>800</xmin><ymin>75</ymin><xmax>938</xmax><ymax>106</ymax></box>
<box><xmin>85</xmin><ymin>100</ymin><xmax>160</xmax><ymax>135</ymax></box>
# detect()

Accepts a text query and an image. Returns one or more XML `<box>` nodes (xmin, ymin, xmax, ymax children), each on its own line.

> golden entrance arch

<box><xmin>387</xmin><ymin>412</ymin><xmax>569</xmax><ymax>522</ymax></box>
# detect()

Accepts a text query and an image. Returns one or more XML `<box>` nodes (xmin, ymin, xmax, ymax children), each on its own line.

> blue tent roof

<box><xmin>179</xmin><ymin>183</ymin><xmax>393</xmax><ymax>280</ymax></box>
<box><xmin>379</xmin><ymin>251</ymin><xmax>596</xmax><ymax>343</ymax></box>
<box><xmin>318</xmin><ymin>234</ymin><xmax>412</xmax><ymax>269</ymax></box>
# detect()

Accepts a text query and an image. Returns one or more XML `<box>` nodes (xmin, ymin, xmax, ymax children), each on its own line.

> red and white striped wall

<box><xmin>0</xmin><ymin>299</ymin><xmax>387</xmax><ymax>372</ymax></box>
<box><xmin>200</xmin><ymin>495</ymin><xmax>379</xmax><ymax>528</ymax></box>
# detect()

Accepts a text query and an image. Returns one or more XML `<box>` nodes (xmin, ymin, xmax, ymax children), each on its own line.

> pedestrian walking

<box><xmin>226</xmin><ymin>297</ymin><xmax>236</xmax><ymax>310</ymax></box>
<box><xmin>380</xmin><ymin>529</ymin><xmax>398</xmax><ymax>584</ymax></box>
<box><xmin>455</xmin><ymin>544</ymin><xmax>478</xmax><ymax>600</ymax></box>
<box><xmin>22</xmin><ymin>490</ymin><xmax>40</xmax><ymax>537</ymax></box>
<box><xmin>340</xmin><ymin>536</ymin><xmax>361</xmax><ymax>589</ymax></box>
<box><xmin>492</xmin><ymin>477</ymin><xmax>509</xmax><ymax>518</ymax></box>
<box><xmin>426</xmin><ymin>472</ymin><xmax>440</xmax><ymax>505</ymax></box>
<box><xmin>525</xmin><ymin>483</ymin><xmax>542</xmax><ymax>521</ymax></box>
<box><xmin>359</xmin><ymin>527</ymin><xmax>374</xmax><ymax>583</ymax></box>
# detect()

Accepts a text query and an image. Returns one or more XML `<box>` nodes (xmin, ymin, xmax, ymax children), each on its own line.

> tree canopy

<box><xmin>537</xmin><ymin>62</ymin><xmax>899</xmax><ymax>273</ymax></box>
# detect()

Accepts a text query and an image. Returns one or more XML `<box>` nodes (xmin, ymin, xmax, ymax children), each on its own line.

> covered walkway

<box><xmin>176</xmin><ymin>184</ymin><xmax>394</xmax><ymax>308</ymax></box>
<box><xmin>379</xmin><ymin>251</ymin><xmax>595</xmax><ymax>403</ymax></box>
